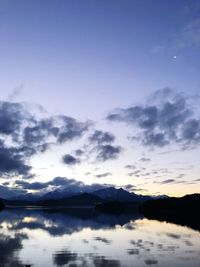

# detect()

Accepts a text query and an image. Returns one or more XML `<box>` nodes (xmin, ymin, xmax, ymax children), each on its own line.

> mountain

<box><xmin>92</xmin><ymin>187</ymin><xmax>160</xmax><ymax>202</ymax></box>
<box><xmin>2</xmin><ymin>186</ymin><xmax>168</xmax><ymax>206</ymax></box>
<box><xmin>92</xmin><ymin>187</ymin><xmax>136</xmax><ymax>202</ymax></box>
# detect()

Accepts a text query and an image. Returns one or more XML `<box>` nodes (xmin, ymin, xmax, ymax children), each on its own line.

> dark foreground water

<box><xmin>0</xmin><ymin>208</ymin><xmax>200</xmax><ymax>267</ymax></box>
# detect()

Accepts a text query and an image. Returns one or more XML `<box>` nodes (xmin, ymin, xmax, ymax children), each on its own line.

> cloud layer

<box><xmin>107</xmin><ymin>88</ymin><xmax>200</xmax><ymax>148</ymax></box>
<box><xmin>0</xmin><ymin>101</ymin><xmax>90</xmax><ymax>178</ymax></box>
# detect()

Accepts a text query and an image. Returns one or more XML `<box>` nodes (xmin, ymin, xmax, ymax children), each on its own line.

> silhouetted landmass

<box><xmin>0</xmin><ymin>199</ymin><xmax>4</xmax><ymax>210</ymax></box>
<box><xmin>95</xmin><ymin>201</ymin><xmax>124</xmax><ymax>214</ymax></box>
<box><xmin>3</xmin><ymin>187</ymin><xmax>167</xmax><ymax>210</ymax></box>
<box><xmin>38</xmin><ymin>193</ymin><xmax>103</xmax><ymax>207</ymax></box>
<box><xmin>3</xmin><ymin>193</ymin><xmax>103</xmax><ymax>208</ymax></box>
<box><xmin>140</xmin><ymin>194</ymin><xmax>200</xmax><ymax>231</ymax></box>
<box><xmin>2</xmin><ymin>186</ymin><xmax>167</xmax><ymax>204</ymax></box>
<box><xmin>95</xmin><ymin>201</ymin><xmax>139</xmax><ymax>214</ymax></box>
<box><xmin>92</xmin><ymin>187</ymin><xmax>152</xmax><ymax>202</ymax></box>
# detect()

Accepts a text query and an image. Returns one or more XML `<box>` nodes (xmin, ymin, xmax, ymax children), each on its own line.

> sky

<box><xmin>0</xmin><ymin>0</ymin><xmax>200</xmax><ymax>198</ymax></box>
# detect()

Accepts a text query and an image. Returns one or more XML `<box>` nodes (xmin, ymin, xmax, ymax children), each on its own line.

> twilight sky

<box><xmin>0</xmin><ymin>0</ymin><xmax>200</xmax><ymax>197</ymax></box>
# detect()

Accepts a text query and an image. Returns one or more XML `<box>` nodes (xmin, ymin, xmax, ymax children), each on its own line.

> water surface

<box><xmin>0</xmin><ymin>208</ymin><xmax>199</xmax><ymax>267</ymax></box>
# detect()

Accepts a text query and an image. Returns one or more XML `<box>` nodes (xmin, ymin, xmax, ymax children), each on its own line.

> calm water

<box><xmin>0</xmin><ymin>208</ymin><xmax>200</xmax><ymax>267</ymax></box>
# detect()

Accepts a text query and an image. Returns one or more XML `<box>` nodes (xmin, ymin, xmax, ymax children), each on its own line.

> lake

<box><xmin>0</xmin><ymin>208</ymin><xmax>199</xmax><ymax>267</ymax></box>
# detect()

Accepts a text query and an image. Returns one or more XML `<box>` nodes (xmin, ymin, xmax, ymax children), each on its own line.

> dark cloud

<box><xmin>0</xmin><ymin>185</ymin><xmax>27</xmax><ymax>199</ymax></box>
<box><xmin>0</xmin><ymin>101</ymin><xmax>90</xmax><ymax>178</ymax></box>
<box><xmin>0</xmin><ymin>139</ymin><xmax>32</xmax><ymax>178</ymax></box>
<box><xmin>95</xmin><ymin>172</ymin><xmax>112</xmax><ymax>178</ymax></box>
<box><xmin>82</xmin><ymin>129</ymin><xmax>123</xmax><ymax>162</ymax></box>
<box><xmin>0</xmin><ymin>101</ymin><xmax>29</xmax><ymax>138</ymax></box>
<box><xmin>14</xmin><ymin>180</ymin><xmax>47</xmax><ymax>190</ymax></box>
<box><xmin>55</xmin><ymin>115</ymin><xmax>90</xmax><ymax>144</ymax></box>
<box><xmin>107</xmin><ymin>88</ymin><xmax>200</xmax><ymax>148</ymax></box>
<box><xmin>96</xmin><ymin>145</ymin><xmax>122</xmax><ymax>162</ymax></box>
<box><xmin>89</xmin><ymin>130</ymin><xmax>115</xmax><ymax>145</ymax></box>
<box><xmin>74</xmin><ymin>149</ymin><xmax>84</xmax><ymax>156</ymax></box>
<box><xmin>62</xmin><ymin>154</ymin><xmax>81</xmax><ymax>165</ymax></box>
<box><xmin>69</xmin><ymin>129</ymin><xmax>121</xmax><ymax>163</ymax></box>
<box><xmin>122</xmin><ymin>184</ymin><xmax>138</xmax><ymax>192</ymax></box>
<box><xmin>11</xmin><ymin>176</ymin><xmax>111</xmax><ymax>199</ymax></box>
<box><xmin>23</xmin><ymin>115</ymin><xmax>90</xmax><ymax>148</ymax></box>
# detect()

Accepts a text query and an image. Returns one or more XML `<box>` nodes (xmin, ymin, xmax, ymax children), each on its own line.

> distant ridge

<box><xmin>92</xmin><ymin>187</ymin><xmax>167</xmax><ymax>202</ymax></box>
<box><xmin>2</xmin><ymin>187</ymin><xmax>168</xmax><ymax>208</ymax></box>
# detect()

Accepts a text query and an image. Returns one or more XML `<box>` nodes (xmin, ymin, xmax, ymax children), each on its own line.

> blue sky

<box><xmin>0</xmin><ymin>0</ymin><xmax>200</xmax><ymax>197</ymax></box>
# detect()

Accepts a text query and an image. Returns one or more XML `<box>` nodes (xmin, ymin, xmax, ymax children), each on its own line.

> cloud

<box><xmin>7</xmin><ymin>83</ymin><xmax>24</xmax><ymax>102</ymax></box>
<box><xmin>89</xmin><ymin>130</ymin><xmax>115</xmax><ymax>145</ymax></box>
<box><xmin>0</xmin><ymin>185</ymin><xmax>27</xmax><ymax>199</ymax></box>
<box><xmin>122</xmin><ymin>184</ymin><xmax>137</xmax><ymax>191</ymax></box>
<box><xmin>160</xmin><ymin>179</ymin><xmax>175</xmax><ymax>184</ymax></box>
<box><xmin>107</xmin><ymin>88</ymin><xmax>200</xmax><ymax>149</ymax></box>
<box><xmin>125</xmin><ymin>164</ymin><xmax>136</xmax><ymax>170</ymax></box>
<box><xmin>0</xmin><ymin>101</ymin><xmax>29</xmax><ymax>139</ymax></box>
<box><xmin>61</xmin><ymin>129</ymin><xmax>121</xmax><ymax>164</ymax></box>
<box><xmin>127</xmin><ymin>170</ymin><xmax>142</xmax><ymax>177</ymax></box>
<box><xmin>23</xmin><ymin>115</ymin><xmax>90</xmax><ymax>148</ymax></box>
<box><xmin>95</xmin><ymin>172</ymin><xmax>112</xmax><ymax>178</ymax></box>
<box><xmin>96</xmin><ymin>144</ymin><xmax>122</xmax><ymax>162</ymax></box>
<box><xmin>0</xmin><ymin>141</ymin><xmax>32</xmax><ymax>178</ymax></box>
<box><xmin>139</xmin><ymin>157</ymin><xmax>151</xmax><ymax>162</ymax></box>
<box><xmin>0</xmin><ymin>101</ymin><xmax>90</xmax><ymax>178</ymax></box>
<box><xmin>12</xmin><ymin>176</ymin><xmax>111</xmax><ymax>199</ymax></box>
<box><xmin>74</xmin><ymin>149</ymin><xmax>84</xmax><ymax>156</ymax></box>
<box><xmin>55</xmin><ymin>115</ymin><xmax>90</xmax><ymax>144</ymax></box>
<box><xmin>62</xmin><ymin>154</ymin><xmax>81</xmax><ymax>165</ymax></box>
<box><xmin>94</xmin><ymin>236</ymin><xmax>111</xmax><ymax>244</ymax></box>
<box><xmin>14</xmin><ymin>180</ymin><xmax>47</xmax><ymax>190</ymax></box>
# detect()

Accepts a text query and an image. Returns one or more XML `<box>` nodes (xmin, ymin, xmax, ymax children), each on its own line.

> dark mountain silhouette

<box><xmin>2</xmin><ymin>187</ymin><xmax>168</xmax><ymax>208</ymax></box>
<box><xmin>140</xmin><ymin>194</ymin><xmax>200</xmax><ymax>231</ymax></box>
<box><xmin>93</xmin><ymin>187</ymin><xmax>136</xmax><ymax>202</ymax></box>
<box><xmin>91</xmin><ymin>187</ymin><xmax>160</xmax><ymax>202</ymax></box>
